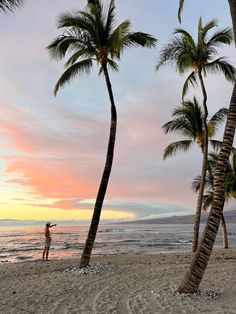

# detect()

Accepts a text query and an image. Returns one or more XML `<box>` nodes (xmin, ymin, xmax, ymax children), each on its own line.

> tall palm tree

<box><xmin>157</xmin><ymin>18</ymin><xmax>236</xmax><ymax>252</ymax></box>
<box><xmin>163</xmin><ymin>99</ymin><xmax>229</xmax><ymax>249</ymax></box>
<box><xmin>47</xmin><ymin>0</ymin><xmax>156</xmax><ymax>268</ymax></box>
<box><xmin>162</xmin><ymin>97</ymin><xmax>228</xmax><ymax>160</ymax></box>
<box><xmin>176</xmin><ymin>0</ymin><xmax>236</xmax><ymax>293</ymax></box>
<box><xmin>0</xmin><ymin>0</ymin><xmax>24</xmax><ymax>13</ymax></box>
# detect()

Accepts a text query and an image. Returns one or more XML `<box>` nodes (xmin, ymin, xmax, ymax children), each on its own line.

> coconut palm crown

<box><xmin>47</xmin><ymin>0</ymin><xmax>157</xmax><ymax>268</ymax></box>
<box><xmin>162</xmin><ymin>97</ymin><xmax>228</xmax><ymax>159</ymax></box>
<box><xmin>47</xmin><ymin>0</ymin><xmax>156</xmax><ymax>96</ymax></box>
<box><xmin>156</xmin><ymin>18</ymin><xmax>236</xmax><ymax>100</ymax></box>
<box><xmin>0</xmin><ymin>0</ymin><xmax>24</xmax><ymax>13</ymax></box>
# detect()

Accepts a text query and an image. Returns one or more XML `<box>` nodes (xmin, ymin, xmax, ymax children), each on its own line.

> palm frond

<box><xmin>208</xmin><ymin>107</ymin><xmax>228</xmax><ymax>135</ymax></box>
<box><xmin>105</xmin><ymin>0</ymin><xmax>115</xmax><ymax>37</ymax></box>
<box><xmin>57</xmin><ymin>12</ymin><xmax>97</xmax><ymax>43</ymax></box>
<box><xmin>0</xmin><ymin>0</ymin><xmax>24</xmax><ymax>13</ymax></box>
<box><xmin>162</xmin><ymin>118</ymin><xmax>197</xmax><ymax>138</ymax></box>
<box><xmin>163</xmin><ymin>140</ymin><xmax>193</xmax><ymax>160</ymax></box>
<box><xmin>200</xmin><ymin>19</ymin><xmax>217</xmax><ymax>42</ymax></box>
<box><xmin>182</xmin><ymin>71</ymin><xmax>198</xmax><ymax>99</ymax></box>
<box><xmin>192</xmin><ymin>175</ymin><xmax>201</xmax><ymax>192</ymax></box>
<box><xmin>156</xmin><ymin>38</ymin><xmax>187</xmax><ymax>71</ymax></box>
<box><xmin>209</xmin><ymin>140</ymin><xmax>223</xmax><ymax>151</ymax></box>
<box><xmin>64</xmin><ymin>48</ymin><xmax>94</xmax><ymax>67</ymax></box>
<box><xmin>106</xmin><ymin>58</ymin><xmax>119</xmax><ymax>72</ymax></box>
<box><xmin>123</xmin><ymin>32</ymin><xmax>157</xmax><ymax>48</ymax></box>
<box><xmin>174</xmin><ymin>28</ymin><xmax>195</xmax><ymax>49</ymax></box>
<box><xmin>207</xmin><ymin>27</ymin><xmax>233</xmax><ymax>47</ymax></box>
<box><xmin>204</xmin><ymin>57</ymin><xmax>236</xmax><ymax>82</ymax></box>
<box><xmin>192</xmin><ymin>174</ymin><xmax>213</xmax><ymax>195</ymax></box>
<box><xmin>47</xmin><ymin>35</ymin><xmax>84</xmax><ymax>60</ymax></box>
<box><xmin>108</xmin><ymin>20</ymin><xmax>131</xmax><ymax>57</ymax></box>
<box><xmin>53</xmin><ymin>59</ymin><xmax>93</xmax><ymax>95</ymax></box>
<box><xmin>202</xmin><ymin>193</ymin><xmax>213</xmax><ymax>211</ymax></box>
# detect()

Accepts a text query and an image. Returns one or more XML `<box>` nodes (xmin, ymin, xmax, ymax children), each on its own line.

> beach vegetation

<box><xmin>176</xmin><ymin>0</ymin><xmax>236</xmax><ymax>294</ymax></box>
<box><xmin>162</xmin><ymin>97</ymin><xmax>228</xmax><ymax>159</ymax></box>
<box><xmin>47</xmin><ymin>0</ymin><xmax>157</xmax><ymax>267</ymax></box>
<box><xmin>162</xmin><ymin>98</ymin><xmax>229</xmax><ymax>249</ymax></box>
<box><xmin>156</xmin><ymin>18</ymin><xmax>236</xmax><ymax>253</ymax></box>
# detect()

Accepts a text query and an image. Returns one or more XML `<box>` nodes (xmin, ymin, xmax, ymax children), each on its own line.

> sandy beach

<box><xmin>0</xmin><ymin>248</ymin><xmax>235</xmax><ymax>314</ymax></box>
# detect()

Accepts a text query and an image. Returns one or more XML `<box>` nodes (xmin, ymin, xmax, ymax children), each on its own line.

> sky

<box><xmin>0</xmin><ymin>0</ymin><xmax>235</xmax><ymax>222</ymax></box>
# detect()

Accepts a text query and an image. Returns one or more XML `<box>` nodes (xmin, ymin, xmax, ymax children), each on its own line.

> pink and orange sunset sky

<box><xmin>0</xmin><ymin>0</ymin><xmax>235</xmax><ymax>222</ymax></box>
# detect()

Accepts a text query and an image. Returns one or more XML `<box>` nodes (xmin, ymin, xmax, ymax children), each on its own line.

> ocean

<box><xmin>0</xmin><ymin>223</ymin><xmax>236</xmax><ymax>263</ymax></box>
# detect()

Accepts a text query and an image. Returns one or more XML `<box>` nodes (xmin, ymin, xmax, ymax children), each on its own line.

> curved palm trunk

<box><xmin>80</xmin><ymin>64</ymin><xmax>117</xmax><ymax>268</ymax></box>
<box><xmin>177</xmin><ymin>83</ymin><xmax>236</xmax><ymax>293</ymax></box>
<box><xmin>177</xmin><ymin>0</ymin><xmax>236</xmax><ymax>293</ymax></box>
<box><xmin>192</xmin><ymin>70</ymin><xmax>208</xmax><ymax>252</ymax></box>
<box><xmin>220</xmin><ymin>213</ymin><xmax>229</xmax><ymax>249</ymax></box>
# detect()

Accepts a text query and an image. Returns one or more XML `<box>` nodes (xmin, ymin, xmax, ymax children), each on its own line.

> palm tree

<box><xmin>47</xmin><ymin>0</ymin><xmax>157</xmax><ymax>268</ymax></box>
<box><xmin>163</xmin><ymin>99</ymin><xmax>229</xmax><ymax>249</ymax></box>
<box><xmin>0</xmin><ymin>0</ymin><xmax>24</xmax><ymax>13</ymax></box>
<box><xmin>157</xmin><ymin>18</ymin><xmax>236</xmax><ymax>252</ymax></box>
<box><xmin>176</xmin><ymin>0</ymin><xmax>236</xmax><ymax>293</ymax></box>
<box><xmin>163</xmin><ymin>99</ymin><xmax>229</xmax><ymax>248</ymax></box>
<box><xmin>162</xmin><ymin>97</ymin><xmax>228</xmax><ymax>160</ymax></box>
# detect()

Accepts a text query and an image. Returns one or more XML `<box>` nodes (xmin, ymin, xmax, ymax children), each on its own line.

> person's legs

<box><xmin>45</xmin><ymin>248</ymin><xmax>49</xmax><ymax>261</ymax></box>
<box><xmin>42</xmin><ymin>247</ymin><xmax>46</xmax><ymax>261</ymax></box>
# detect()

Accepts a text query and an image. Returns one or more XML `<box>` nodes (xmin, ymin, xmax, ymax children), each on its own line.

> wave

<box><xmin>99</xmin><ymin>228</ymin><xmax>125</xmax><ymax>233</ymax></box>
<box><xmin>1</xmin><ymin>247</ymin><xmax>42</xmax><ymax>253</ymax></box>
<box><xmin>53</xmin><ymin>243</ymin><xmax>83</xmax><ymax>250</ymax></box>
<box><xmin>54</xmin><ymin>232</ymin><xmax>81</xmax><ymax>235</ymax></box>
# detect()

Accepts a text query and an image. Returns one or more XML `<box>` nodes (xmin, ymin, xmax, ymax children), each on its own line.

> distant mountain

<box><xmin>124</xmin><ymin>209</ymin><xmax>236</xmax><ymax>224</ymax></box>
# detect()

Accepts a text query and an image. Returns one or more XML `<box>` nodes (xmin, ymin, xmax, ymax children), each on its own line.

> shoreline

<box><xmin>0</xmin><ymin>248</ymin><xmax>235</xmax><ymax>313</ymax></box>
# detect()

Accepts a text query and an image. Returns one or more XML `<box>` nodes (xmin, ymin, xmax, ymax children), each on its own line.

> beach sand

<box><xmin>0</xmin><ymin>248</ymin><xmax>235</xmax><ymax>314</ymax></box>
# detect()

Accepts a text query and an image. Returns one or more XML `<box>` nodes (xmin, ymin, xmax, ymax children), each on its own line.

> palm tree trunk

<box><xmin>80</xmin><ymin>64</ymin><xmax>117</xmax><ymax>268</ymax></box>
<box><xmin>220</xmin><ymin>213</ymin><xmax>229</xmax><ymax>249</ymax></box>
<box><xmin>192</xmin><ymin>70</ymin><xmax>208</xmax><ymax>252</ymax></box>
<box><xmin>177</xmin><ymin>0</ymin><xmax>236</xmax><ymax>293</ymax></box>
<box><xmin>229</xmin><ymin>0</ymin><xmax>236</xmax><ymax>42</ymax></box>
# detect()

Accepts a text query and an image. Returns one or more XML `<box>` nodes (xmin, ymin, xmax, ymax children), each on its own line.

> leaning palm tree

<box><xmin>157</xmin><ymin>18</ymin><xmax>236</xmax><ymax>252</ymax></box>
<box><xmin>0</xmin><ymin>0</ymin><xmax>24</xmax><ymax>13</ymax></box>
<box><xmin>47</xmin><ymin>0</ymin><xmax>157</xmax><ymax>268</ymax></box>
<box><xmin>176</xmin><ymin>0</ymin><xmax>236</xmax><ymax>294</ymax></box>
<box><xmin>162</xmin><ymin>97</ymin><xmax>228</xmax><ymax>160</ymax></box>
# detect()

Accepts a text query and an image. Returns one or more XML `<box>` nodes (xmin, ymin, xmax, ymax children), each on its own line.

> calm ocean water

<box><xmin>0</xmin><ymin>223</ymin><xmax>236</xmax><ymax>263</ymax></box>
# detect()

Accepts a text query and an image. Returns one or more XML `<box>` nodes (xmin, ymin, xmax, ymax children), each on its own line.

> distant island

<box><xmin>124</xmin><ymin>209</ymin><xmax>236</xmax><ymax>224</ymax></box>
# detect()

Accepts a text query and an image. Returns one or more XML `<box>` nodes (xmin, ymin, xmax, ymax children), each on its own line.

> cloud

<box><xmin>26</xmin><ymin>197</ymin><xmax>191</xmax><ymax>220</ymax></box>
<box><xmin>3</xmin><ymin>156</ymin><xmax>94</xmax><ymax>198</ymax></box>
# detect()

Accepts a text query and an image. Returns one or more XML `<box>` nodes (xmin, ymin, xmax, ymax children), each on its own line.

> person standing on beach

<box><xmin>42</xmin><ymin>222</ymin><xmax>56</xmax><ymax>261</ymax></box>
